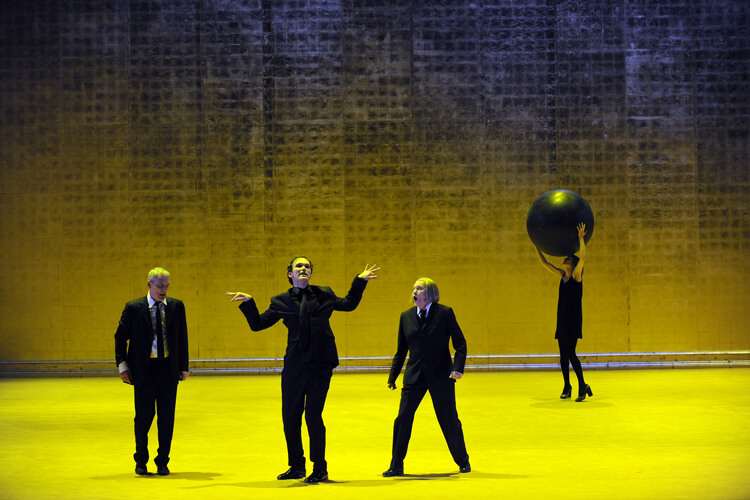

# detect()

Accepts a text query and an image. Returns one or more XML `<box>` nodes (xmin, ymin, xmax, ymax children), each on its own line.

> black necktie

<box><xmin>298</xmin><ymin>289</ymin><xmax>310</xmax><ymax>351</ymax></box>
<box><xmin>418</xmin><ymin>308</ymin><xmax>426</xmax><ymax>324</ymax></box>
<box><xmin>154</xmin><ymin>302</ymin><xmax>165</xmax><ymax>358</ymax></box>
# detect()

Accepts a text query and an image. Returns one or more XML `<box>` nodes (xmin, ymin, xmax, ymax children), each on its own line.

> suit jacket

<box><xmin>114</xmin><ymin>296</ymin><xmax>189</xmax><ymax>386</ymax></box>
<box><xmin>387</xmin><ymin>302</ymin><xmax>467</xmax><ymax>386</ymax></box>
<box><xmin>239</xmin><ymin>276</ymin><xmax>368</xmax><ymax>367</ymax></box>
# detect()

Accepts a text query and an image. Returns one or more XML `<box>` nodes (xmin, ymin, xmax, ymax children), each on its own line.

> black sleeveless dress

<box><xmin>555</xmin><ymin>278</ymin><xmax>582</xmax><ymax>339</ymax></box>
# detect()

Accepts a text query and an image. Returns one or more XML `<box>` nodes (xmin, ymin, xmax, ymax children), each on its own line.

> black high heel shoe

<box><xmin>560</xmin><ymin>387</ymin><xmax>572</xmax><ymax>399</ymax></box>
<box><xmin>575</xmin><ymin>384</ymin><xmax>593</xmax><ymax>402</ymax></box>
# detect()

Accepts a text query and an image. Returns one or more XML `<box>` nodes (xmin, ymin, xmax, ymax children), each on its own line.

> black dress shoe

<box><xmin>304</xmin><ymin>470</ymin><xmax>328</xmax><ymax>483</ymax></box>
<box><xmin>575</xmin><ymin>384</ymin><xmax>593</xmax><ymax>402</ymax></box>
<box><xmin>277</xmin><ymin>467</ymin><xmax>306</xmax><ymax>480</ymax></box>
<box><xmin>459</xmin><ymin>463</ymin><xmax>471</xmax><ymax>473</ymax></box>
<box><xmin>382</xmin><ymin>468</ymin><xmax>404</xmax><ymax>477</ymax></box>
<box><xmin>135</xmin><ymin>464</ymin><xmax>148</xmax><ymax>476</ymax></box>
<box><xmin>157</xmin><ymin>465</ymin><xmax>170</xmax><ymax>476</ymax></box>
<box><xmin>560</xmin><ymin>386</ymin><xmax>572</xmax><ymax>399</ymax></box>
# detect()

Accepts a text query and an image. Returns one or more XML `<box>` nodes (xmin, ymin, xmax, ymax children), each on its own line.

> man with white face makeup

<box><xmin>383</xmin><ymin>277</ymin><xmax>470</xmax><ymax>477</ymax></box>
<box><xmin>227</xmin><ymin>257</ymin><xmax>379</xmax><ymax>484</ymax></box>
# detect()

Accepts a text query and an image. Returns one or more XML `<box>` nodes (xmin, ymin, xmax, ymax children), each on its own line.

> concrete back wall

<box><xmin>1</xmin><ymin>0</ymin><xmax>748</xmax><ymax>370</ymax></box>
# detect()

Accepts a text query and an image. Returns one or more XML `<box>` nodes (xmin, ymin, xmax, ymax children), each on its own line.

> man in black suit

<box><xmin>383</xmin><ymin>277</ymin><xmax>470</xmax><ymax>477</ymax></box>
<box><xmin>227</xmin><ymin>257</ymin><xmax>379</xmax><ymax>483</ymax></box>
<box><xmin>115</xmin><ymin>267</ymin><xmax>190</xmax><ymax>476</ymax></box>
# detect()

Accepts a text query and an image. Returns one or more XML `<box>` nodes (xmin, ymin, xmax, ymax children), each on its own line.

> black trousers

<box><xmin>133</xmin><ymin>358</ymin><xmax>178</xmax><ymax>467</ymax></box>
<box><xmin>281</xmin><ymin>363</ymin><xmax>333</xmax><ymax>471</ymax></box>
<box><xmin>390</xmin><ymin>374</ymin><xmax>469</xmax><ymax>470</ymax></box>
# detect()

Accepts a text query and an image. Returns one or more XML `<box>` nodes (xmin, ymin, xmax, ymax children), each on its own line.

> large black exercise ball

<box><xmin>526</xmin><ymin>189</ymin><xmax>595</xmax><ymax>257</ymax></box>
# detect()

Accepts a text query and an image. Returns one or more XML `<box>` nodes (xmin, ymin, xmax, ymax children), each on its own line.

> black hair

<box><xmin>564</xmin><ymin>254</ymin><xmax>580</xmax><ymax>267</ymax></box>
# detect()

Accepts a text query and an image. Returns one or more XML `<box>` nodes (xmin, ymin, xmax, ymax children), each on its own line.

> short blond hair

<box><xmin>148</xmin><ymin>267</ymin><xmax>170</xmax><ymax>282</ymax></box>
<box><xmin>414</xmin><ymin>277</ymin><xmax>440</xmax><ymax>304</ymax></box>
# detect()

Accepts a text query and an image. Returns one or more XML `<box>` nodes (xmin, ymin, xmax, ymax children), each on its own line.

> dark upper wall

<box><xmin>0</xmin><ymin>0</ymin><xmax>748</xmax><ymax>363</ymax></box>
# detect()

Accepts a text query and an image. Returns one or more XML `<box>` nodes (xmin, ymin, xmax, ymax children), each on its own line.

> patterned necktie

<box><xmin>154</xmin><ymin>302</ymin><xmax>165</xmax><ymax>358</ymax></box>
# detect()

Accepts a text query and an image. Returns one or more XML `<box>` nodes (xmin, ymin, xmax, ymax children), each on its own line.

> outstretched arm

<box><xmin>333</xmin><ymin>264</ymin><xmax>380</xmax><ymax>312</ymax></box>
<box><xmin>535</xmin><ymin>246</ymin><xmax>565</xmax><ymax>278</ymax></box>
<box><xmin>226</xmin><ymin>292</ymin><xmax>282</xmax><ymax>331</ymax></box>
<box><xmin>572</xmin><ymin>223</ymin><xmax>586</xmax><ymax>282</ymax></box>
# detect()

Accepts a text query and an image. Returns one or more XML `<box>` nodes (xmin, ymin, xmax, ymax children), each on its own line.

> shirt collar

<box><xmin>292</xmin><ymin>286</ymin><xmax>312</xmax><ymax>297</ymax></box>
<box><xmin>147</xmin><ymin>294</ymin><xmax>167</xmax><ymax>307</ymax></box>
<box><xmin>416</xmin><ymin>302</ymin><xmax>433</xmax><ymax>316</ymax></box>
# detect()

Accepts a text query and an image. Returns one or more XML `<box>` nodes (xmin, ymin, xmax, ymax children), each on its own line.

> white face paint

<box><xmin>288</xmin><ymin>258</ymin><xmax>312</xmax><ymax>288</ymax></box>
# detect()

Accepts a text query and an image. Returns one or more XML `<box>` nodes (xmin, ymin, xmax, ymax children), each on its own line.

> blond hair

<box><xmin>414</xmin><ymin>277</ymin><xmax>440</xmax><ymax>304</ymax></box>
<box><xmin>147</xmin><ymin>267</ymin><xmax>170</xmax><ymax>282</ymax></box>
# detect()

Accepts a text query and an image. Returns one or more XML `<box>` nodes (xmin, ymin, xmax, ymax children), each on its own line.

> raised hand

<box><xmin>358</xmin><ymin>264</ymin><xmax>380</xmax><ymax>281</ymax></box>
<box><xmin>226</xmin><ymin>291</ymin><xmax>253</xmax><ymax>302</ymax></box>
<box><xmin>577</xmin><ymin>222</ymin><xmax>586</xmax><ymax>239</ymax></box>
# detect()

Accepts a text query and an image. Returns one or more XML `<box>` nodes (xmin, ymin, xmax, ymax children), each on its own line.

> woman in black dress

<box><xmin>535</xmin><ymin>222</ymin><xmax>593</xmax><ymax>402</ymax></box>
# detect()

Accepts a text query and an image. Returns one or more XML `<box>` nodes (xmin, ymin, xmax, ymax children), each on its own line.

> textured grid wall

<box><xmin>0</xmin><ymin>0</ymin><xmax>748</xmax><ymax>367</ymax></box>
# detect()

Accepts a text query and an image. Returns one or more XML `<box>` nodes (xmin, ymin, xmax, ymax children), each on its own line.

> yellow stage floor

<box><xmin>1</xmin><ymin>368</ymin><xmax>749</xmax><ymax>499</ymax></box>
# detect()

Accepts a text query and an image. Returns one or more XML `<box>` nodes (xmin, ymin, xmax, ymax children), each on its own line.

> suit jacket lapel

<box><xmin>427</xmin><ymin>303</ymin><xmax>438</xmax><ymax>323</ymax></box>
<box><xmin>419</xmin><ymin>304</ymin><xmax>439</xmax><ymax>333</ymax></box>
<box><xmin>164</xmin><ymin>300</ymin><xmax>173</xmax><ymax>334</ymax></box>
<box><xmin>139</xmin><ymin>297</ymin><xmax>152</xmax><ymax>330</ymax></box>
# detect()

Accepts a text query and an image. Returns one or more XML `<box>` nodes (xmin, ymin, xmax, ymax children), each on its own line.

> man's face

<box><xmin>412</xmin><ymin>280</ymin><xmax>428</xmax><ymax>309</ymax></box>
<box><xmin>148</xmin><ymin>276</ymin><xmax>170</xmax><ymax>302</ymax></box>
<box><xmin>288</xmin><ymin>258</ymin><xmax>312</xmax><ymax>288</ymax></box>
